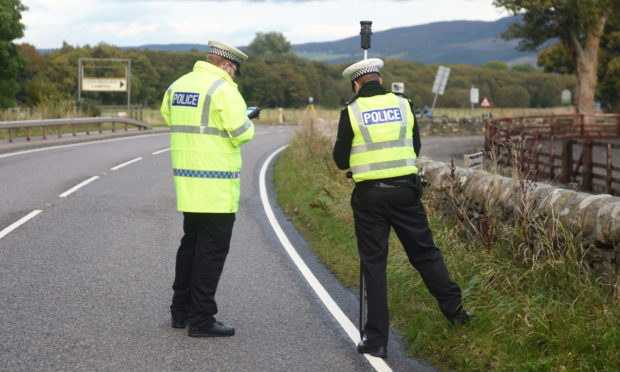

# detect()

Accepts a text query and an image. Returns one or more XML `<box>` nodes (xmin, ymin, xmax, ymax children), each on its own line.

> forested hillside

<box><xmin>292</xmin><ymin>16</ymin><xmax>538</xmax><ymax>65</ymax></box>
<box><xmin>16</xmin><ymin>41</ymin><xmax>576</xmax><ymax>111</ymax></box>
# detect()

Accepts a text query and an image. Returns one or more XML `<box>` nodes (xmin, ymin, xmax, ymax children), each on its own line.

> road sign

<box><xmin>561</xmin><ymin>89</ymin><xmax>571</xmax><ymax>105</ymax></box>
<box><xmin>431</xmin><ymin>66</ymin><xmax>450</xmax><ymax>95</ymax></box>
<box><xmin>470</xmin><ymin>87</ymin><xmax>479</xmax><ymax>104</ymax></box>
<box><xmin>391</xmin><ymin>82</ymin><xmax>405</xmax><ymax>94</ymax></box>
<box><xmin>82</xmin><ymin>78</ymin><xmax>127</xmax><ymax>92</ymax></box>
<box><xmin>480</xmin><ymin>97</ymin><xmax>491</xmax><ymax>108</ymax></box>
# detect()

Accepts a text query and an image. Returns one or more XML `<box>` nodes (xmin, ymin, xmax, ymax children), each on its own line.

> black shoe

<box><xmin>357</xmin><ymin>340</ymin><xmax>387</xmax><ymax>358</ymax></box>
<box><xmin>171</xmin><ymin>315</ymin><xmax>187</xmax><ymax>329</ymax></box>
<box><xmin>449</xmin><ymin>310</ymin><xmax>476</xmax><ymax>326</ymax></box>
<box><xmin>188</xmin><ymin>321</ymin><xmax>235</xmax><ymax>337</ymax></box>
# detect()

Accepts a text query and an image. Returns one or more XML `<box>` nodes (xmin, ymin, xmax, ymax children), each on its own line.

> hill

<box><xmin>38</xmin><ymin>16</ymin><xmax>537</xmax><ymax>67</ymax></box>
<box><xmin>291</xmin><ymin>16</ymin><xmax>536</xmax><ymax>66</ymax></box>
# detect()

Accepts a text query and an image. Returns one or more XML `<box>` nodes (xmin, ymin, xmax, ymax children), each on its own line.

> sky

<box><xmin>17</xmin><ymin>0</ymin><xmax>510</xmax><ymax>49</ymax></box>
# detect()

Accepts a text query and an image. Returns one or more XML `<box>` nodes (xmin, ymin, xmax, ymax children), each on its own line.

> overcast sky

<box><xmin>18</xmin><ymin>0</ymin><xmax>510</xmax><ymax>49</ymax></box>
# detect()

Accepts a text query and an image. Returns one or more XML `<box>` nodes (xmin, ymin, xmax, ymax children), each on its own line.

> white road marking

<box><xmin>259</xmin><ymin>145</ymin><xmax>392</xmax><ymax>372</ymax></box>
<box><xmin>0</xmin><ymin>210</ymin><xmax>42</xmax><ymax>240</ymax></box>
<box><xmin>59</xmin><ymin>176</ymin><xmax>100</xmax><ymax>198</ymax></box>
<box><xmin>152</xmin><ymin>148</ymin><xmax>170</xmax><ymax>155</ymax></box>
<box><xmin>0</xmin><ymin>133</ymin><xmax>168</xmax><ymax>160</ymax></box>
<box><xmin>111</xmin><ymin>157</ymin><xmax>142</xmax><ymax>171</ymax></box>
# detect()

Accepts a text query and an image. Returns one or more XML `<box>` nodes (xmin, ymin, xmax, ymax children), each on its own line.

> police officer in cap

<box><xmin>332</xmin><ymin>58</ymin><xmax>474</xmax><ymax>358</ymax></box>
<box><xmin>161</xmin><ymin>41</ymin><xmax>254</xmax><ymax>337</ymax></box>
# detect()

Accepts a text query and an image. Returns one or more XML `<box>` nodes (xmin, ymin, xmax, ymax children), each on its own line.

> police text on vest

<box><xmin>361</xmin><ymin>108</ymin><xmax>402</xmax><ymax>126</ymax></box>
<box><xmin>172</xmin><ymin>92</ymin><xmax>200</xmax><ymax>107</ymax></box>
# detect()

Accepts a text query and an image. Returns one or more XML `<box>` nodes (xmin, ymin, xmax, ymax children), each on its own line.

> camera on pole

<box><xmin>360</xmin><ymin>21</ymin><xmax>372</xmax><ymax>59</ymax></box>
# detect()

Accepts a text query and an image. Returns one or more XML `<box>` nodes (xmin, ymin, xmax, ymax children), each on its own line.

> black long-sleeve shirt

<box><xmin>332</xmin><ymin>80</ymin><xmax>421</xmax><ymax>175</ymax></box>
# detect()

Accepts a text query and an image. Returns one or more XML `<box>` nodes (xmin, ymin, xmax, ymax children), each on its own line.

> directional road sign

<box><xmin>431</xmin><ymin>66</ymin><xmax>450</xmax><ymax>95</ymax></box>
<box><xmin>82</xmin><ymin>78</ymin><xmax>127</xmax><ymax>92</ymax></box>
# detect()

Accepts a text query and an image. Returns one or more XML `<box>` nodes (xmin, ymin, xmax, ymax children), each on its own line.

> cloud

<box><xmin>19</xmin><ymin>0</ymin><xmax>509</xmax><ymax>48</ymax></box>
<box><xmin>91</xmin><ymin>22</ymin><xmax>160</xmax><ymax>37</ymax></box>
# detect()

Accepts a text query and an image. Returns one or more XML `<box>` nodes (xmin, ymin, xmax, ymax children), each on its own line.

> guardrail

<box><xmin>0</xmin><ymin>117</ymin><xmax>152</xmax><ymax>143</ymax></box>
<box><xmin>485</xmin><ymin>114</ymin><xmax>620</xmax><ymax>195</ymax></box>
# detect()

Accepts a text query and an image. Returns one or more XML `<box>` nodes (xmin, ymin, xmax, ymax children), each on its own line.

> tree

<box><xmin>483</xmin><ymin>60</ymin><xmax>510</xmax><ymax>70</ymax></box>
<box><xmin>511</xmin><ymin>63</ymin><xmax>537</xmax><ymax>72</ymax></box>
<box><xmin>494</xmin><ymin>0</ymin><xmax>618</xmax><ymax>113</ymax></box>
<box><xmin>0</xmin><ymin>0</ymin><xmax>27</xmax><ymax>108</ymax></box>
<box><xmin>531</xmin><ymin>12</ymin><xmax>620</xmax><ymax>111</ymax></box>
<box><xmin>246</xmin><ymin>32</ymin><xmax>292</xmax><ymax>61</ymax></box>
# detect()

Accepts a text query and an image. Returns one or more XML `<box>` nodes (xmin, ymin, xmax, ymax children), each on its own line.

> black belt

<box><xmin>370</xmin><ymin>177</ymin><xmax>417</xmax><ymax>188</ymax></box>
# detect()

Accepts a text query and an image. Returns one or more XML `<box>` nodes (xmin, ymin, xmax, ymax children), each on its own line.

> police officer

<box><xmin>332</xmin><ymin>58</ymin><xmax>474</xmax><ymax>358</ymax></box>
<box><xmin>160</xmin><ymin>41</ymin><xmax>254</xmax><ymax>337</ymax></box>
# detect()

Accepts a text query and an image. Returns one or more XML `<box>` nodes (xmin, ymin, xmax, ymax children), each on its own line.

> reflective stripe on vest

<box><xmin>351</xmin><ymin>158</ymin><xmax>417</xmax><ymax>175</ymax></box>
<box><xmin>200</xmin><ymin>79</ymin><xmax>226</xmax><ymax>126</ymax></box>
<box><xmin>350</xmin><ymin>138</ymin><xmax>414</xmax><ymax>155</ymax></box>
<box><xmin>173</xmin><ymin>168</ymin><xmax>240</xmax><ymax>179</ymax></box>
<box><xmin>170</xmin><ymin>118</ymin><xmax>252</xmax><ymax>138</ymax></box>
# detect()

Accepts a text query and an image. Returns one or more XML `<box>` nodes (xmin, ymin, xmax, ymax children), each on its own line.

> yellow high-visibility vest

<box><xmin>160</xmin><ymin>61</ymin><xmax>254</xmax><ymax>213</ymax></box>
<box><xmin>347</xmin><ymin>93</ymin><xmax>417</xmax><ymax>182</ymax></box>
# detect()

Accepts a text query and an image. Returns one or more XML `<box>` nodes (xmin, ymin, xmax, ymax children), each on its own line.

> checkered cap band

<box><xmin>209</xmin><ymin>47</ymin><xmax>243</xmax><ymax>65</ymax></box>
<box><xmin>351</xmin><ymin>66</ymin><xmax>381</xmax><ymax>81</ymax></box>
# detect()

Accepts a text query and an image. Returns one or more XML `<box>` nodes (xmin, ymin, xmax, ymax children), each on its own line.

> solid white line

<box><xmin>0</xmin><ymin>210</ymin><xmax>42</xmax><ymax>240</ymax></box>
<box><xmin>0</xmin><ymin>132</ymin><xmax>168</xmax><ymax>160</ymax></box>
<box><xmin>59</xmin><ymin>176</ymin><xmax>100</xmax><ymax>198</ymax></box>
<box><xmin>151</xmin><ymin>148</ymin><xmax>170</xmax><ymax>155</ymax></box>
<box><xmin>258</xmin><ymin>145</ymin><xmax>392</xmax><ymax>372</ymax></box>
<box><xmin>111</xmin><ymin>157</ymin><xmax>142</xmax><ymax>171</ymax></box>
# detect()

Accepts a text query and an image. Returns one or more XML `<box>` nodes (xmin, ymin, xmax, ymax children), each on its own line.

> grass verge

<box><xmin>273</xmin><ymin>124</ymin><xmax>619</xmax><ymax>371</ymax></box>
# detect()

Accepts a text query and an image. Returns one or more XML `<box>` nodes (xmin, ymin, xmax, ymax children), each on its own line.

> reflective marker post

<box><xmin>360</xmin><ymin>21</ymin><xmax>372</xmax><ymax>60</ymax></box>
<box><xmin>358</xmin><ymin>20</ymin><xmax>373</xmax><ymax>340</ymax></box>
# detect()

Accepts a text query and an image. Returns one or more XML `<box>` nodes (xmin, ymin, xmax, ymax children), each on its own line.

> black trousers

<box><xmin>170</xmin><ymin>212</ymin><xmax>235</xmax><ymax>328</ymax></box>
<box><xmin>351</xmin><ymin>184</ymin><xmax>463</xmax><ymax>347</ymax></box>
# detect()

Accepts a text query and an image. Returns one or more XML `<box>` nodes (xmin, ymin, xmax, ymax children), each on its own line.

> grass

<box><xmin>273</xmin><ymin>114</ymin><xmax>619</xmax><ymax>371</ymax></box>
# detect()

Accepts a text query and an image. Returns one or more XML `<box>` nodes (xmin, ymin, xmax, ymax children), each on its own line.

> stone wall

<box><xmin>416</xmin><ymin>116</ymin><xmax>486</xmax><ymax>137</ymax></box>
<box><xmin>416</xmin><ymin>157</ymin><xmax>619</xmax><ymax>281</ymax></box>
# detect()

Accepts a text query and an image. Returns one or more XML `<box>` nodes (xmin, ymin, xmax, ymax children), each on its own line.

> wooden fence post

<box><xmin>582</xmin><ymin>138</ymin><xmax>594</xmax><ymax>192</ymax></box>
<box><xmin>560</xmin><ymin>138</ymin><xmax>573</xmax><ymax>183</ymax></box>
<box><xmin>605</xmin><ymin>143</ymin><xmax>613</xmax><ymax>194</ymax></box>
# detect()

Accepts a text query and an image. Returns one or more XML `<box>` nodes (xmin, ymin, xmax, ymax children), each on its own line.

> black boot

<box><xmin>449</xmin><ymin>309</ymin><xmax>476</xmax><ymax>326</ymax></box>
<box><xmin>357</xmin><ymin>340</ymin><xmax>387</xmax><ymax>358</ymax></box>
<box><xmin>188</xmin><ymin>321</ymin><xmax>235</xmax><ymax>337</ymax></box>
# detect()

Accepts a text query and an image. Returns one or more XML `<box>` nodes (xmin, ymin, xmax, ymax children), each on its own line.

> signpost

<box><xmin>431</xmin><ymin>65</ymin><xmax>450</xmax><ymax>110</ymax></box>
<box><xmin>82</xmin><ymin>78</ymin><xmax>127</xmax><ymax>92</ymax></box>
<box><xmin>78</xmin><ymin>58</ymin><xmax>131</xmax><ymax>108</ymax></box>
<box><xmin>470</xmin><ymin>87</ymin><xmax>479</xmax><ymax>112</ymax></box>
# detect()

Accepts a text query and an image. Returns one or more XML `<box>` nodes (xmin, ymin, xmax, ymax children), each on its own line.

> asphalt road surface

<box><xmin>419</xmin><ymin>135</ymin><xmax>485</xmax><ymax>165</ymax></box>
<box><xmin>0</xmin><ymin>126</ymin><xmax>439</xmax><ymax>372</ymax></box>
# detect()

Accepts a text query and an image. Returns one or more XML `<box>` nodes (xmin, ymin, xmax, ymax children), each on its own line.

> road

<box><xmin>0</xmin><ymin>126</ymin><xmax>436</xmax><ymax>372</ymax></box>
<box><xmin>419</xmin><ymin>135</ymin><xmax>485</xmax><ymax>165</ymax></box>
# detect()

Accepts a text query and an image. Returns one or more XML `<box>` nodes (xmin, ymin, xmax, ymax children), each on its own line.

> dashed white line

<box><xmin>259</xmin><ymin>145</ymin><xmax>392</xmax><ymax>372</ymax></box>
<box><xmin>59</xmin><ymin>176</ymin><xmax>100</xmax><ymax>198</ymax></box>
<box><xmin>0</xmin><ymin>210</ymin><xmax>42</xmax><ymax>240</ymax></box>
<box><xmin>0</xmin><ymin>133</ymin><xmax>168</xmax><ymax>160</ymax></box>
<box><xmin>111</xmin><ymin>157</ymin><xmax>142</xmax><ymax>171</ymax></box>
<box><xmin>152</xmin><ymin>148</ymin><xmax>170</xmax><ymax>155</ymax></box>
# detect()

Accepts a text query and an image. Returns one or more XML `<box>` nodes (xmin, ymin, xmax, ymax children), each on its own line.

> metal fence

<box><xmin>485</xmin><ymin>114</ymin><xmax>620</xmax><ymax>195</ymax></box>
<box><xmin>0</xmin><ymin>117</ymin><xmax>151</xmax><ymax>143</ymax></box>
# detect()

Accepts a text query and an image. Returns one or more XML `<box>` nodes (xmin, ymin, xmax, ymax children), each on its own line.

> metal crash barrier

<box><xmin>0</xmin><ymin>116</ymin><xmax>152</xmax><ymax>143</ymax></box>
